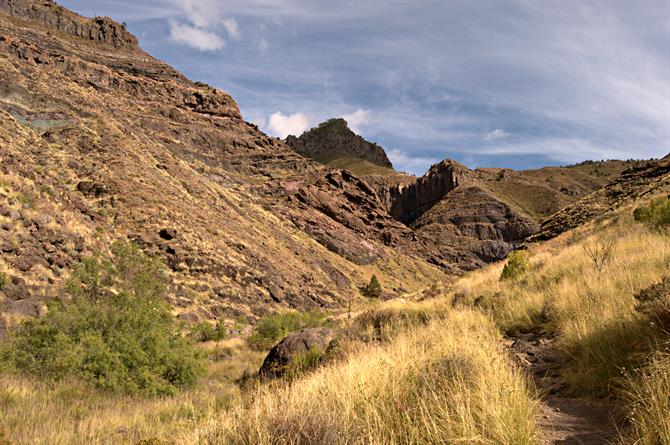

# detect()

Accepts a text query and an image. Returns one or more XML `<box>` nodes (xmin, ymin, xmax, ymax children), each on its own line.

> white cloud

<box><xmin>168</xmin><ymin>21</ymin><xmax>225</xmax><ymax>51</ymax></box>
<box><xmin>484</xmin><ymin>128</ymin><xmax>509</xmax><ymax>141</ymax></box>
<box><xmin>342</xmin><ymin>109</ymin><xmax>370</xmax><ymax>134</ymax></box>
<box><xmin>266</xmin><ymin>112</ymin><xmax>311</xmax><ymax>138</ymax></box>
<box><xmin>388</xmin><ymin>148</ymin><xmax>438</xmax><ymax>175</ymax></box>
<box><xmin>169</xmin><ymin>0</ymin><xmax>240</xmax><ymax>51</ymax></box>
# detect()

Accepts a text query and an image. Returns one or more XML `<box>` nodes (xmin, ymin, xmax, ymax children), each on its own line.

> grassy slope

<box><xmin>1</xmin><ymin>193</ymin><xmax>668</xmax><ymax>445</ymax></box>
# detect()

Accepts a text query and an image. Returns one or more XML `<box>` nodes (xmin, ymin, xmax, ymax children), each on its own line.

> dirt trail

<box><xmin>507</xmin><ymin>330</ymin><xmax>622</xmax><ymax>445</ymax></box>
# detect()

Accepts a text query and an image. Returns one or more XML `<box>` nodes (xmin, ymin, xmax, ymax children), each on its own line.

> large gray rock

<box><xmin>258</xmin><ymin>327</ymin><xmax>337</xmax><ymax>379</ymax></box>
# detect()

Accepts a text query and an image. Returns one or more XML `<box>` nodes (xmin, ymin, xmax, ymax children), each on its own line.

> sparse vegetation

<box><xmin>500</xmin><ymin>250</ymin><xmax>529</xmax><ymax>281</ymax></box>
<box><xmin>360</xmin><ymin>274</ymin><xmax>382</xmax><ymax>298</ymax></box>
<box><xmin>583</xmin><ymin>235</ymin><xmax>617</xmax><ymax>272</ymax></box>
<box><xmin>0</xmin><ymin>241</ymin><xmax>205</xmax><ymax>395</ymax></box>
<box><xmin>247</xmin><ymin>310</ymin><xmax>327</xmax><ymax>350</ymax></box>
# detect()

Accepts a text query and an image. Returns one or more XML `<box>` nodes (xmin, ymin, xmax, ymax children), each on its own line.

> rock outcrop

<box><xmin>258</xmin><ymin>327</ymin><xmax>337</xmax><ymax>379</ymax></box>
<box><xmin>286</xmin><ymin>118</ymin><xmax>393</xmax><ymax>169</ymax></box>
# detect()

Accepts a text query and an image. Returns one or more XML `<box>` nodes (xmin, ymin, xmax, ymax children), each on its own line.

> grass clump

<box><xmin>634</xmin><ymin>276</ymin><xmax>670</xmax><ymax>332</ymax></box>
<box><xmin>248</xmin><ymin>310</ymin><xmax>327</xmax><ymax>350</ymax></box>
<box><xmin>634</xmin><ymin>196</ymin><xmax>670</xmax><ymax>229</ymax></box>
<box><xmin>0</xmin><ymin>241</ymin><xmax>205</xmax><ymax>395</ymax></box>
<box><xmin>219</xmin><ymin>310</ymin><xmax>540</xmax><ymax>444</ymax></box>
<box><xmin>500</xmin><ymin>250</ymin><xmax>529</xmax><ymax>281</ymax></box>
<box><xmin>360</xmin><ymin>274</ymin><xmax>382</xmax><ymax>298</ymax></box>
<box><xmin>620</xmin><ymin>351</ymin><xmax>670</xmax><ymax>445</ymax></box>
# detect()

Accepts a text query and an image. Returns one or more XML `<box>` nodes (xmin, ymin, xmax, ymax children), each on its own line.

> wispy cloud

<box><xmin>168</xmin><ymin>0</ymin><xmax>240</xmax><ymax>51</ymax></box>
<box><xmin>168</xmin><ymin>20</ymin><xmax>225</xmax><ymax>51</ymax></box>
<box><xmin>484</xmin><ymin>129</ymin><xmax>509</xmax><ymax>141</ymax></box>
<box><xmin>342</xmin><ymin>109</ymin><xmax>370</xmax><ymax>134</ymax></box>
<box><xmin>388</xmin><ymin>148</ymin><xmax>438</xmax><ymax>175</ymax></box>
<box><xmin>59</xmin><ymin>0</ymin><xmax>670</xmax><ymax>174</ymax></box>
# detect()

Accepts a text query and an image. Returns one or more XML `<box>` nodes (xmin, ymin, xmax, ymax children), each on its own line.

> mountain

<box><xmin>285</xmin><ymin>118</ymin><xmax>395</xmax><ymax>172</ymax></box>
<box><xmin>0</xmin><ymin>0</ymin><xmax>446</xmax><ymax>330</ymax></box>
<box><xmin>529</xmin><ymin>156</ymin><xmax>670</xmax><ymax>241</ymax></box>
<box><xmin>0</xmin><ymin>0</ymin><xmax>658</xmax><ymax>334</ymax></box>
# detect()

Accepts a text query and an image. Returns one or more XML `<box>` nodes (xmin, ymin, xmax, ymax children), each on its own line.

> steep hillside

<box><xmin>0</xmin><ymin>0</ymin><xmax>445</xmax><ymax>331</ymax></box>
<box><xmin>529</xmin><ymin>156</ymin><xmax>670</xmax><ymax>241</ymax></box>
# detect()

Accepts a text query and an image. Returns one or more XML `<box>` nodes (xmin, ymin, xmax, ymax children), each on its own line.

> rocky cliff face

<box><xmin>387</xmin><ymin>160</ymin><xmax>473</xmax><ymax>223</ymax></box>
<box><xmin>0</xmin><ymin>0</ymin><xmax>138</xmax><ymax>49</ymax></box>
<box><xmin>286</xmin><ymin>118</ymin><xmax>393</xmax><ymax>169</ymax></box>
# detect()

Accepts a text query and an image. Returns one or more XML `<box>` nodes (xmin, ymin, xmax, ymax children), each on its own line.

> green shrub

<box><xmin>634</xmin><ymin>197</ymin><xmax>670</xmax><ymax>228</ymax></box>
<box><xmin>0</xmin><ymin>272</ymin><xmax>6</xmax><ymax>290</ymax></box>
<box><xmin>361</xmin><ymin>274</ymin><xmax>382</xmax><ymax>298</ymax></box>
<box><xmin>0</xmin><ymin>241</ymin><xmax>205</xmax><ymax>395</ymax></box>
<box><xmin>188</xmin><ymin>321</ymin><xmax>227</xmax><ymax>342</ymax></box>
<box><xmin>500</xmin><ymin>250</ymin><xmax>529</xmax><ymax>281</ymax></box>
<box><xmin>248</xmin><ymin>311</ymin><xmax>326</xmax><ymax>350</ymax></box>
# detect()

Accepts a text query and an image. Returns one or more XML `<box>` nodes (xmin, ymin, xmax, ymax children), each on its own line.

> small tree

<box><xmin>500</xmin><ymin>251</ymin><xmax>529</xmax><ymax>281</ymax></box>
<box><xmin>361</xmin><ymin>275</ymin><xmax>382</xmax><ymax>298</ymax></box>
<box><xmin>583</xmin><ymin>237</ymin><xmax>617</xmax><ymax>273</ymax></box>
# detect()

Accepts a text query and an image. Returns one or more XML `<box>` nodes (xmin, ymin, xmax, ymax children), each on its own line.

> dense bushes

<box><xmin>248</xmin><ymin>311</ymin><xmax>327</xmax><ymax>350</ymax></box>
<box><xmin>634</xmin><ymin>196</ymin><xmax>670</xmax><ymax>228</ymax></box>
<box><xmin>0</xmin><ymin>241</ymin><xmax>205</xmax><ymax>395</ymax></box>
<box><xmin>500</xmin><ymin>250</ymin><xmax>529</xmax><ymax>281</ymax></box>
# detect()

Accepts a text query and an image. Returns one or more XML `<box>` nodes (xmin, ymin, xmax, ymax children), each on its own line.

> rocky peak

<box><xmin>286</xmin><ymin>118</ymin><xmax>393</xmax><ymax>169</ymax></box>
<box><xmin>0</xmin><ymin>0</ymin><xmax>138</xmax><ymax>49</ymax></box>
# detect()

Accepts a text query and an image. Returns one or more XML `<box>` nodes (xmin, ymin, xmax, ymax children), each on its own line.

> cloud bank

<box><xmin>266</xmin><ymin>112</ymin><xmax>311</xmax><ymax>138</ymax></box>
<box><xmin>60</xmin><ymin>0</ymin><xmax>670</xmax><ymax>174</ymax></box>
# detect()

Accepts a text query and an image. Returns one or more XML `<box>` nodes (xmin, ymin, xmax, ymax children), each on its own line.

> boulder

<box><xmin>258</xmin><ymin>327</ymin><xmax>337</xmax><ymax>379</ymax></box>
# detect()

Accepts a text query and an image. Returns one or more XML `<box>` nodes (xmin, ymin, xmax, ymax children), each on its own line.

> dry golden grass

<box><xmin>3</xmin><ymin>197</ymin><xmax>670</xmax><ymax>444</ymax></box>
<box><xmin>453</xmin><ymin>201</ymin><xmax>670</xmax><ymax>442</ymax></box>
<box><xmin>207</xmin><ymin>309</ymin><xmax>540</xmax><ymax>445</ymax></box>
<box><xmin>619</xmin><ymin>350</ymin><xmax>670</xmax><ymax>445</ymax></box>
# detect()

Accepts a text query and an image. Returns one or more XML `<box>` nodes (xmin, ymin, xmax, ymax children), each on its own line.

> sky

<box><xmin>60</xmin><ymin>0</ymin><xmax>670</xmax><ymax>175</ymax></box>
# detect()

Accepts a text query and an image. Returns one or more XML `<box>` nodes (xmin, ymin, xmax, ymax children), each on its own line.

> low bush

<box><xmin>634</xmin><ymin>196</ymin><xmax>670</xmax><ymax>228</ymax></box>
<box><xmin>0</xmin><ymin>241</ymin><xmax>205</xmax><ymax>395</ymax></box>
<box><xmin>500</xmin><ymin>250</ymin><xmax>529</xmax><ymax>281</ymax></box>
<box><xmin>0</xmin><ymin>272</ymin><xmax>6</xmax><ymax>290</ymax></box>
<box><xmin>248</xmin><ymin>311</ymin><xmax>327</xmax><ymax>350</ymax></box>
<box><xmin>189</xmin><ymin>321</ymin><xmax>227</xmax><ymax>342</ymax></box>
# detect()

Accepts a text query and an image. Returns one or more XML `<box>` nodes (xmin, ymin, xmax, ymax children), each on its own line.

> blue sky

<box><xmin>60</xmin><ymin>0</ymin><xmax>670</xmax><ymax>175</ymax></box>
